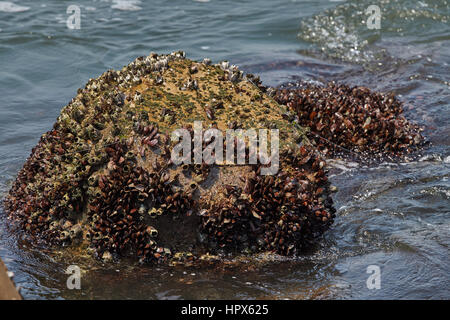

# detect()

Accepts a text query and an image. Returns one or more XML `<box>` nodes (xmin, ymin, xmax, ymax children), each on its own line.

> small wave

<box><xmin>419</xmin><ymin>186</ymin><xmax>450</xmax><ymax>199</ymax></box>
<box><xmin>327</xmin><ymin>159</ymin><xmax>359</xmax><ymax>177</ymax></box>
<box><xmin>298</xmin><ymin>1</ymin><xmax>379</xmax><ymax>65</ymax></box>
<box><xmin>419</xmin><ymin>153</ymin><xmax>443</xmax><ymax>162</ymax></box>
<box><xmin>84</xmin><ymin>6</ymin><xmax>96</xmax><ymax>12</ymax></box>
<box><xmin>298</xmin><ymin>0</ymin><xmax>450</xmax><ymax>66</ymax></box>
<box><xmin>0</xmin><ymin>1</ymin><xmax>29</xmax><ymax>12</ymax></box>
<box><xmin>111</xmin><ymin>0</ymin><xmax>142</xmax><ymax>11</ymax></box>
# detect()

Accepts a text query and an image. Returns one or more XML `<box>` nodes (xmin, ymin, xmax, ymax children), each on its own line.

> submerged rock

<box><xmin>3</xmin><ymin>52</ymin><xmax>335</xmax><ymax>264</ymax></box>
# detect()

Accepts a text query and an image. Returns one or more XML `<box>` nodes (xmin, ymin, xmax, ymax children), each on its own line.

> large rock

<box><xmin>3</xmin><ymin>52</ymin><xmax>335</xmax><ymax>264</ymax></box>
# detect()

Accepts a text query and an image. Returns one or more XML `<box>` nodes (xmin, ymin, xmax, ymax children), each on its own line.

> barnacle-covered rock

<box><xmin>3</xmin><ymin>52</ymin><xmax>335</xmax><ymax>264</ymax></box>
<box><xmin>273</xmin><ymin>82</ymin><xmax>425</xmax><ymax>161</ymax></box>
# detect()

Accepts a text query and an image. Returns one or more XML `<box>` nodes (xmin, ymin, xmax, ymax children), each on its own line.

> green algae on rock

<box><xmin>3</xmin><ymin>52</ymin><xmax>335</xmax><ymax>264</ymax></box>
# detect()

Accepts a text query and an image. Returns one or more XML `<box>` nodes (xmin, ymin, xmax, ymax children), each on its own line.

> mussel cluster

<box><xmin>3</xmin><ymin>52</ymin><xmax>336</xmax><ymax>264</ymax></box>
<box><xmin>85</xmin><ymin>140</ymin><xmax>197</xmax><ymax>263</ymax></box>
<box><xmin>200</xmin><ymin>146</ymin><xmax>334</xmax><ymax>256</ymax></box>
<box><xmin>273</xmin><ymin>82</ymin><xmax>425</xmax><ymax>161</ymax></box>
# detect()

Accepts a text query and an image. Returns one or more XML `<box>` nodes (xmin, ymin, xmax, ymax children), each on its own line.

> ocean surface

<box><xmin>0</xmin><ymin>0</ymin><xmax>449</xmax><ymax>299</ymax></box>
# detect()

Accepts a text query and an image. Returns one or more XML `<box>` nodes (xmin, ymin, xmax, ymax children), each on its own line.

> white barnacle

<box><xmin>220</xmin><ymin>61</ymin><xmax>229</xmax><ymax>70</ymax></box>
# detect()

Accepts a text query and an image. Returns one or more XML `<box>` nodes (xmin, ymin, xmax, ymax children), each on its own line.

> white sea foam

<box><xmin>111</xmin><ymin>0</ymin><xmax>142</xmax><ymax>11</ymax></box>
<box><xmin>0</xmin><ymin>1</ymin><xmax>30</xmax><ymax>13</ymax></box>
<box><xmin>327</xmin><ymin>159</ymin><xmax>359</xmax><ymax>172</ymax></box>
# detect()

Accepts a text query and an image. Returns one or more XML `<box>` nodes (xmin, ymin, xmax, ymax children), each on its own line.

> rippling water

<box><xmin>0</xmin><ymin>0</ymin><xmax>449</xmax><ymax>299</ymax></box>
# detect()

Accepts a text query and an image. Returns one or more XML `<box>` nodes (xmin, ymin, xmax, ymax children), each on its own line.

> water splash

<box><xmin>298</xmin><ymin>0</ymin><xmax>450</xmax><ymax>67</ymax></box>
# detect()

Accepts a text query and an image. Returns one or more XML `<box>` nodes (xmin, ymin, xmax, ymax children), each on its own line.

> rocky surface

<box><xmin>3</xmin><ymin>52</ymin><xmax>335</xmax><ymax>264</ymax></box>
<box><xmin>273</xmin><ymin>82</ymin><xmax>425</xmax><ymax>162</ymax></box>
